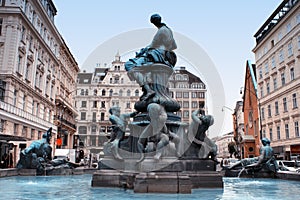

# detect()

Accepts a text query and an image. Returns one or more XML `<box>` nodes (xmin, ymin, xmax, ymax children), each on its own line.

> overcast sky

<box><xmin>52</xmin><ymin>0</ymin><xmax>283</xmax><ymax>136</ymax></box>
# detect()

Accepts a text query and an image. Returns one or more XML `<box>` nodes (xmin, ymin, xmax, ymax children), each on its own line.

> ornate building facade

<box><xmin>253</xmin><ymin>0</ymin><xmax>300</xmax><ymax>159</ymax></box>
<box><xmin>0</xmin><ymin>0</ymin><xmax>79</xmax><ymax>166</ymax></box>
<box><xmin>75</xmin><ymin>57</ymin><xmax>207</xmax><ymax>156</ymax></box>
<box><xmin>75</xmin><ymin>54</ymin><xmax>141</xmax><ymax>155</ymax></box>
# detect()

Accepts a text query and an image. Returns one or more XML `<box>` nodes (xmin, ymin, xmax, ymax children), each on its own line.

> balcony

<box><xmin>0</xmin><ymin>101</ymin><xmax>52</xmax><ymax>128</ymax></box>
<box><xmin>54</xmin><ymin>115</ymin><xmax>76</xmax><ymax>130</ymax></box>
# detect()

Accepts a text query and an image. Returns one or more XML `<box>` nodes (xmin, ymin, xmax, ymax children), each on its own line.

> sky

<box><xmin>52</xmin><ymin>0</ymin><xmax>283</xmax><ymax>136</ymax></box>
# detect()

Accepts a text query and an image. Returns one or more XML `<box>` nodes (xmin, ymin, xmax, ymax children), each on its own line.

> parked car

<box><xmin>277</xmin><ymin>160</ymin><xmax>300</xmax><ymax>172</ymax></box>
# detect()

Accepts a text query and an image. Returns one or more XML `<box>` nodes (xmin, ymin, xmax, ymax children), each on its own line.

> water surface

<box><xmin>0</xmin><ymin>174</ymin><xmax>299</xmax><ymax>200</ymax></box>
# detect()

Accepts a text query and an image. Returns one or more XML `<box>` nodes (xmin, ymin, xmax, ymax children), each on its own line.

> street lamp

<box><xmin>222</xmin><ymin>106</ymin><xmax>233</xmax><ymax>112</ymax></box>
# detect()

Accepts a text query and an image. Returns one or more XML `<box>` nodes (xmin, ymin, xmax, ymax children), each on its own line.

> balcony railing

<box><xmin>0</xmin><ymin>101</ymin><xmax>53</xmax><ymax>128</ymax></box>
<box><xmin>54</xmin><ymin>115</ymin><xmax>76</xmax><ymax>130</ymax></box>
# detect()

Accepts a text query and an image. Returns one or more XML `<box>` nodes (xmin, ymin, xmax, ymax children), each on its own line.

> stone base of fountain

<box><xmin>92</xmin><ymin>157</ymin><xmax>223</xmax><ymax>193</ymax></box>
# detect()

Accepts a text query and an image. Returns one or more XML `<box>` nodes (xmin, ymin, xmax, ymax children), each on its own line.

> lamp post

<box><xmin>222</xmin><ymin>105</ymin><xmax>240</xmax><ymax>158</ymax></box>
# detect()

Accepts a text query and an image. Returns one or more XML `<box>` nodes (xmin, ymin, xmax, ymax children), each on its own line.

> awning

<box><xmin>0</xmin><ymin>134</ymin><xmax>28</xmax><ymax>142</ymax></box>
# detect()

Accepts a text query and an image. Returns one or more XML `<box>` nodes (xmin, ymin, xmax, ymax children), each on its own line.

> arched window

<box><xmin>102</xmin><ymin>89</ymin><xmax>106</xmax><ymax>96</ymax></box>
<box><xmin>110</xmin><ymin>78</ymin><xmax>113</xmax><ymax>84</ymax></box>
<box><xmin>135</xmin><ymin>89</ymin><xmax>139</xmax><ymax>97</ymax></box>
<box><xmin>121</xmin><ymin>78</ymin><xmax>124</xmax><ymax>84</ymax></box>
<box><xmin>109</xmin><ymin>89</ymin><xmax>113</xmax><ymax>96</ymax></box>
<box><xmin>94</xmin><ymin>89</ymin><xmax>97</xmax><ymax>96</ymax></box>
<box><xmin>127</xmin><ymin>89</ymin><xmax>131</xmax><ymax>96</ymax></box>
<box><xmin>114</xmin><ymin>76</ymin><xmax>119</xmax><ymax>84</ymax></box>
<box><xmin>119</xmin><ymin>89</ymin><xmax>123</xmax><ymax>96</ymax></box>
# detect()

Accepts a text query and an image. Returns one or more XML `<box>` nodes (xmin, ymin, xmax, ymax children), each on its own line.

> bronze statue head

<box><xmin>150</xmin><ymin>14</ymin><xmax>162</xmax><ymax>26</ymax></box>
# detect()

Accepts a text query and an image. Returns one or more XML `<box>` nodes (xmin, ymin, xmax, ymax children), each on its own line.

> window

<box><xmin>269</xmin><ymin>128</ymin><xmax>273</xmax><ymax>141</ymax></box>
<box><xmin>93</xmin><ymin>101</ymin><xmax>97</xmax><ymax>108</ymax></box>
<box><xmin>21</xmin><ymin>26</ymin><xmax>26</xmax><ymax>41</ymax></box>
<box><xmin>176</xmin><ymin>92</ymin><xmax>182</xmax><ymax>98</ymax></box>
<box><xmin>91</xmin><ymin>125</ymin><xmax>97</xmax><ymax>134</ymax></box>
<box><xmin>261</xmin><ymin>107</ymin><xmax>265</xmax><ymax>120</ymax></box>
<box><xmin>135</xmin><ymin>90</ymin><xmax>139</xmax><ymax>97</ymax></box>
<box><xmin>277</xmin><ymin>126</ymin><xmax>281</xmax><ymax>140</ymax></box>
<box><xmin>275</xmin><ymin>101</ymin><xmax>279</xmax><ymax>115</ymax></box>
<box><xmin>31</xmin><ymin>129</ymin><xmax>35</xmax><ymax>139</ymax></box>
<box><xmin>0</xmin><ymin>18</ymin><xmax>3</xmax><ymax>36</ymax></box>
<box><xmin>0</xmin><ymin>80</ymin><xmax>5</xmax><ymax>102</ymax></box>
<box><xmin>279</xmin><ymin>49</ymin><xmax>284</xmax><ymax>62</ymax></box>
<box><xmin>281</xmin><ymin>72</ymin><xmax>285</xmax><ymax>86</ymax></box>
<box><xmin>268</xmin><ymin>104</ymin><xmax>271</xmax><ymax>117</ymax></box>
<box><xmin>109</xmin><ymin>89</ymin><xmax>113</xmax><ymax>96</ymax></box>
<box><xmin>25</xmin><ymin>63</ymin><xmax>30</xmax><ymax>80</ymax></box>
<box><xmin>259</xmin><ymin>68</ymin><xmax>263</xmax><ymax>79</ymax></box>
<box><xmin>260</xmin><ymin>86</ymin><xmax>264</xmax><ymax>98</ymax></box>
<box><xmin>29</xmin><ymin>36</ymin><xmax>33</xmax><ymax>50</ymax></box>
<box><xmin>23</xmin><ymin>95</ymin><xmax>26</xmax><ymax>110</ymax></box>
<box><xmin>297</xmin><ymin>13</ymin><xmax>300</xmax><ymax>24</ymax></box>
<box><xmin>78</xmin><ymin>126</ymin><xmax>87</xmax><ymax>134</ymax></box>
<box><xmin>14</xmin><ymin>124</ymin><xmax>19</xmax><ymax>135</ymax></box>
<box><xmin>45</xmin><ymin>80</ymin><xmax>49</xmax><ymax>95</ymax></box>
<box><xmin>198</xmin><ymin>92</ymin><xmax>205</xmax><ymax>98</ymax></box>
<box><xmin>262</xmin><ymin>129</ymin><xmax>266</xmax><ymax>138</ymax></box>
<box><xmin>114</xmin><ymin>76</ymin><xmax>119</xmax><ymax>84</ymax></box>
<box><xmin>264</xmin><ymin>62</ymin><xmax>269</xmax><ymax>74</ymax></box>
<box><xmin>192</xmin><ymin>101</ymin><xmax>198</xmax><ymax>108</ymax></box>
<box><xmin>183</xmin><ymin>111</ymin><xmax>189</xmax><ymax>118</ymax></box>
<box><xmin>85</xmin><ymin>89</ymin><xmax>88</xmax><ymax>96</ymax></box>
<box><xmin>112</xmin><ymin>101</ymin><xmax>119</xmax><ymax>107</ymax></box>
<box><xmin>295</xmin><ymin>121</ymin><xmax>299</xmax><ymax>137</ymax></box>
<box><xmin>292</xmin><ymin>93</ymin><xmax>297</xmax><ymax>109</ymax></box>
<box><xmin>119</xmin><ymin>89</ymin><xmax>123</xmax><ymax>96</ymax></box>
<box><xmin>0</xmin><ymin>119</ymin><xmax>5</xmax><ymax>132</ymax></box>
<box><xmin>183</xmin><ymin>101</ymin><xmax>189</xmax><ymax>108</ymax></box>
<box><xmin>278</xmin><ymin>32</ymin><xmax>282</xmax><ymax>41</ymax></box>
<box><xmin>100</xmin><ymin>113</ymin><xmax>105</xmax><ymax>121</ymax></box>
<box><xmin>36</xmin><ymin>102</ymin><xmax>39</xmax><ymax>116</ymax></box>
<box><xmin>127</xmin><ymin>90</ymin><xmax>131</xmax><ymax>96</ymax></box>
<box><xmin>290</xmin><ymin>68</ymin><xmax>295</xmax><ymax>81</ymax></box>
<box><xmin>285</xmin><ymin>124</ymin><xmax>289</xmax><ymax>139</ymax></box>
<box><xmin>22</xmin><ymin>126</ymin><xmax>27</xmax><ymax>137</ymax></box>
<box><xmin>80</xmin><ymin>89</ymin><xmax>84</xmax><ymax>95</ymax></box>
<box><xmin>81</xmin><ymin>101</ymin><xmax>86</xmax><ymax>108</ymax></box>
<box><xmin>126</xmin><ymin>102</ymin><xmax>131</xmax><ymax>109</ymax></box>
<box><xmin>177</xmin><ymin>111</ymin><xmax>182</xmax><ymax>117</ymax></box>
<box><xmin>271</xmin><ymin>56</ymin><xmax>276</xmax><ymax>68</ymax></box>
<box><xmin>94</xmin><ymin>89</ymin><xmax>97</xmax><ymax>96</ymax></box>
<box><xmin>192</xmin><ymin>92</ymin><xmax>197</xmax><ymax>98</ymax></box>
<box><xmin>92</xmin><ymin>112</ymin><xmax>96</xmax><ymax>122</ymax></box>
<box><xmin>286</xmin><ymin>23</ymin><xmax>291</xmax><ymax>33</ymax></box>
<box><xmin>17</xmin><ymin>55</ymin><xmax>23</xmax><ymax>74</ymax></box>
<box><xmin>13</xmin><ymin>90</ymin><xmax>18</xmax><ymax>106</ymax></box>
<box><xmin>81</xmin><ymin>112</ymin><xmax>86</xmax><ymax>120</ymax></box>
<box><xmin>102</xmin><ymin>89</ymin><xmax>106</xmax><ymax>96</ymax></box>
<box><xmin>266</xmin><ymin>82</ymin><xmax>270</xmax><ymax>94</ymax></box>
<box><xmin>287</xmin><ymin>42</ymin><xmax>293</xmax><ymax>57</ymax></box>
<box><xmin>283</xmin><ymin>97</ymin><xmax>288</xmax><ymax>112</ymax></box>
<box><xmin>101</xmin><ymin>101</ymin><xmax>105</xmax><ymax>108</ymax></box>
<box><xmin>298</xmin><ymin>35</ymin><xmax>300</xmax><ymax>50</ymax></box>
<box><xmin>273</xmin><ymin>77</ymin><xmax>277</xmax><ymax>90</ymax></box>
<box><xmin>183</xmin><ymin>92</ymin><xmax>189</xmax><ymax>98</ymax></box>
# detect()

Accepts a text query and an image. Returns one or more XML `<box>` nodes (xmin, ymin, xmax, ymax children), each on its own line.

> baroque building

<box><xmin>0</xmin><ymin>0</ymin><xmax>79</xmax><ymax>166</ymax></box>
<box><xmin>75</xmin><ymin>56</ymin><xmax>207</xmax><ymax>157</ymax></box>
<box><xmin>75</xmin><ymin>54</ymin><xmax>141</xmax><ymax>156</ymax></box>
<box><xmin>253</xmin><ymin>0</ymin><xmax>300</xmax><ymax>159</ymax></box>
